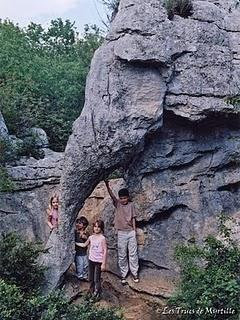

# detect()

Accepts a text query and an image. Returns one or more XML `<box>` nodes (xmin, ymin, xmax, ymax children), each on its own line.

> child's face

<box><xmin>93</xmin><ymin>224</ymin><xmax>101</xmax><ymax>234</ymax></box>
<box><xmin>52</xmin><ymin>198</ymin><xmax>59</xmax><ymax>209</ymax></box>
<box><xmin>76</xmin><ymin>221</ymin><xmax>84</xmax><ymax>230</ymax></box>
<box><xmin>119</xmin><ymin>196</ymin><xmax>129</xmax><ymax>205</ymax></box>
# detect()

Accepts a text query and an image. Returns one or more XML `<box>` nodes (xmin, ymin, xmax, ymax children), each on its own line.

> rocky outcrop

<box><xmin>0</xmin><ymin>149</ymin><xmax>63</xmax><ymax>241</ymax></box>
<box><xmin>42</xmin><ymin>0</ymin><xmax>240</xmax><ymax>290</ymax></box>
<box><xmin>0</xmin><ymin>112</ymin><xmax>9</xmax><ymax>140</ymax></box>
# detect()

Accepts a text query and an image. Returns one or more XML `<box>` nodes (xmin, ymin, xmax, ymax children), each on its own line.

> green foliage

<box><xmin>225</xmin><ymin>96</ymin><xmax>240</xmax><ymax>107</ymax></box>
<box><xmin>0</xmin><ymin>284</ymin><xmax>123</xmax><ymax>320</ymax></box>
<box><xmin>102</xmin><ymin>0</ymin><xmax>120</xmax><ymax>12</ymax></box>
<box><xmin>0</xmin><ymin>138</ymin><xmax>12</xmax><ymax>165</ymax></box>
<box><xmin>164</xmin><ymin>0</ymin><xmax>193</xmax><ymax>19</ymax></box>
<box><xmin>0</xmin><ymin>166</ymin><xmax>14</xmax><ymax>192</ymax></box>
<box><xmin>0</xmin><ymin>233</ymin><xmax>46</xmax><ymax>294</ymax></box>
<box><xmin>0</xmin><ymin>19</ymin><xmax>103</xmax><ymax>151</ymax></box>
<box><xmin>0</xmin><ymin>233</ymin><xmax>123</xmax><ymax>320</ymax></box>
<box><xmin>0</xmin><ymin>280</ymin><xmax>24</xmax><ymax>320</ymax></box>
<box><xmin>169</xmin><ymin>215</ymin><xmax>240</xmax><ymax>319</ymax></box>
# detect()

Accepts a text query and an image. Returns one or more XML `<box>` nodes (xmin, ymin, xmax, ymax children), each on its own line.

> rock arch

<box><xmin>41</xmin><ymin>0</ymin><xmax>240</xmax><ymax>290</ymax></box>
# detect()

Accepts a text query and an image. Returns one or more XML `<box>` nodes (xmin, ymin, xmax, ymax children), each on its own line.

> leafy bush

<box><xmin>0</xmin><ymin>280</ymin><xmax>25</xmax><ymax>320</ymax></box>
<box><xmin>0</xmin><ymin>233</ymin><xmax>46</xmax><ymax>294</ymax></box>
<box><xmin>0</xmin><ymin>234</ymin><xmax>123</xmax><ymax>320</ymax></box>
<box><xmin>164</xmin><ymin>0</ymin><xmax>193</xmax><ymax>19</ymax></box>
<box><xmin>0</xmin><ymin>166</ymin><xmax>14</xmax><ymax>192</ymax></box>
<box><xmin>169</xmin><ymin>215</ymin><xmax>240</xmax><ymax>319</ymax></box>
<box><xmin>0</xmin><ymin>20</ymin><xmax>103</xmax><ymax>151</ymax></box>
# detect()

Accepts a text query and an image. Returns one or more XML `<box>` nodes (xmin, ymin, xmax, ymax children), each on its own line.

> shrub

<box><xmin>0</xmin><ymin>166</ymin><xmax>14</xmax><ymax>192</ymax></box>
<box><xmin>164</xmin><ymin>0</ymin><xmax>193</xmax><ymax>19</ymax></box>
<box><xmin>0</xmin><ymin>233</ymin><xmax>46</xmax><ymax>295</ymax></box>
<box><xmin>0</xmin><ymin>280</ymin><xmax>25</xmax><ymax>320</ymax></box>
<box><xmin>0</xmin><ymin>234</ymin><xmax>123</xmax><ymax>320</ymax></box>
<box><xmin>169</xmin><ymin>215</ymin><xmax>240</xmax><ymax>319</ymax></box>
<box><xmin>0</xmin><ymin>20</ymin><xmax>103</xmax><ymax>151</ymax></box>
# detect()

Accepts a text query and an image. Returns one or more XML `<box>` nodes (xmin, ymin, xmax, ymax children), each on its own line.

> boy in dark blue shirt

<box><xmin>75</xmin><ymin>216</ymin><xmax>89</xmax><ymax>280</ymax></box>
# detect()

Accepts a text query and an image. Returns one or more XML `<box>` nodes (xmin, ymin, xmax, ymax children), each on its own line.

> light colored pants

<box><xmin>75</xmin><ymin>255</ymin><xmax>88</xmax><ymax>279</ymax></box>
<box><xmin>117</xmin><ymin>230</ymin><xmax>139</xmax><ymax>278</ymax></box>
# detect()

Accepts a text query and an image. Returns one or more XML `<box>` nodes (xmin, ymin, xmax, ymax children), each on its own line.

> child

<box><xmin>105</xmin><ymin>180</ymin><xmax>139</xmax><ymax>284</ymax></box>
<box><xmin>47</xmin><ymin>194</ymin><xmax>59</xmax><ymax>232</ymax></box>
<box><xmin>75</xmin><ymin>216</ymin><xmax>89</xmax><ymax>280</ymax></box>
<box><xmin>76</xmin><ymin>220</ymin><xmax>107</xmax><ymax>299</ymax></box>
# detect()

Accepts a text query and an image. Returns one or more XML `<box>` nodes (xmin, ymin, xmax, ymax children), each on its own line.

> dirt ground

<box><xmin>64</xmin><ymin>271</ymin><xmax>178</xmax><ymax>320</ymax></box>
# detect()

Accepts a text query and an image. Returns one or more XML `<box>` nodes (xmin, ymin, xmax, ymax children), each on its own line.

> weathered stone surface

<box><xmin>127</xmin><ymin>120</ymin><xmax>240</xmax><ymax>271</ymax></box>
<box><xmin>0</xmin><ymin>112</ymin><xmax>9</xmax><ymax>140</ymax></box>
<box><xmin>42</xmin><ymin>0</ymin><xmax>240</xmax><ymax>291</ymax></box>
<box><xmin>42</xmin><ymin>41</ymin><xmax>166</xmax><ymax>290</ymax></box>
<box><xmin>0</xmin><ymin>149</ymin><xmax>63</xmax><ymax>241</ymax></box>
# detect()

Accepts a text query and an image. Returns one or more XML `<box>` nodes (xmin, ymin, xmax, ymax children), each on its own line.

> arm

<box><xmin>132</xmin><ymin>217</ymin><xmax>136</xmax><ymax>231</ymax></box>
<box><xmin>104</xmin><ymin>180</ymin><xmax>118</xmax><ymax>207</ymax></box>
<box><xmin>75</xmin><ymin>238</ymin><xmax>90</xmax><ymax>248</ymax></box>
<box><xmin>47</xmin><ymin>209</ymin><xmax>54</xmax><ymax>230</ymax></box>
<box><xmin>79</xmin><ymin>231</ymin><xmax>89</xmax><ymax>240</ymax></box>
<box><xmin>132</xmin><ymin>203</ymin><xmax>137</xmax><ymax>231</ymax></box>
<box><xmin>101</xmin><ymin>238</ymin><xmax>107</xmax><ymax>271</ymax></box>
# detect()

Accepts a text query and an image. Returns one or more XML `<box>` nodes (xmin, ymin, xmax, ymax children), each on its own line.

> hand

<box><xmin>101</xmin><ymin>264</ymin><xmax>106</xmax><ymax>271</ymax></box>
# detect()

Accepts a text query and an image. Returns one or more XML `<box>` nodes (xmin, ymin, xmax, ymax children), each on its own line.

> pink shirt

<box><xmin>89</xmin><ymin>234</ymin><xmax>106</xmax><ymax>263</ymax></box>
<box><xmin>49</xmin><ymin>208</ymin><xmax>58</xmax><ymax>228</ymax></box>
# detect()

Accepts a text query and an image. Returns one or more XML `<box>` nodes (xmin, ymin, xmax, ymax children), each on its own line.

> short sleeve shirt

<box><xmin>75</xmin><ymin>230</ymin><xmax>89</xmax><ymax>256</ymax></box>
<box><xmin>89</xmin><ymin>234</ymin><xmax>106</xmax><ymax>263</ymax></box>
<box><xmin>114</xmin><ymin>200</ymin><xmax>136</xmax><ymax>231</ymax></box>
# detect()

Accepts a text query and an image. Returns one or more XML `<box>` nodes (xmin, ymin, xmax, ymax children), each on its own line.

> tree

<box><xmin>169</xmin><ymin>215</ymin><xmax>240</xmax><ymax>319</ymax></box>
<box><xmin>0</xmin><ymin>19</ymin><xmax>103</xmax><ymax>151</ymax></box>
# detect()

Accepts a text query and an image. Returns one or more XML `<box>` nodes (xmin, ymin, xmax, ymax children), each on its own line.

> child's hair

<box><xmin>93</xmin><ymin>219</ymin><xmax>104</xmax><ymax>233</ymax></box>
<box><xmin>48</xmin><ymin>194</ymin><xmax>59</xmax><ymax>210</ymax></box>
<box><xmin>76</xmin><ymin>216</ymin><xmax>89</xmax><ymax>227</ymax></box>
<box><xmin>118</xmin><ymin>188</ymin><xmax>129</xmax><ymax>197</ymax></box>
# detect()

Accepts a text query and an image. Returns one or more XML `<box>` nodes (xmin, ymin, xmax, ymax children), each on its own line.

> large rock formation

<box><xmin>42</xmin><ymin>0</ymin><xmax>240</xmax><ymax>290</ymax></box>
<box><xmin>0</xmin><ymin>149</ymin><xmax>63</xmax><ymax>241</ymax></box>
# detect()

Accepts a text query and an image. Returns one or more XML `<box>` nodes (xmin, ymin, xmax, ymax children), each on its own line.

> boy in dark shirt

<box><xmin>75</xmin><ymin>216</ymin><xmax>89</xmax><ymax>280</ymax></box>
<box><xmin>105</xmin><ymin>180</ymin><xmax>139</xmax><ymax>284</ymax></box>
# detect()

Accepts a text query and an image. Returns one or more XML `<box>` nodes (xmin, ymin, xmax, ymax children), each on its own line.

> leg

<box><xmin>128</xmin><ymin>230</ymin><xmax>139</xmax><ymax>277</ymax></box>
<box><xmin>88</xmin><ymin>260</ymin><xmax>95</xmax><ymax>294</ymax></box>
<box><xmin>82</xmin><ymin>255</ymin><xmax>88</xmax><ymax>279</ymax></box>
<box><xmin>94</xmin><ymin>262</ymin><xmax>102</xmax><ymax>295</ymax></box>
<box><xmin>118</xmin><ymin>231</ymin><xmax>129</xmax><ymax>278</ymax></box>
<box><xmin>75</xmin><ymin>255</ymin><xmax>84</xmax><ymax>278</ymax></box>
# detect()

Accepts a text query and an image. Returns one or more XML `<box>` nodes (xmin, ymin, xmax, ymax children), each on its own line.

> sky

<box><xmin>0</xmin><ymin>0</ymin><xmax>108</xmax><ymax>34</ymax></box>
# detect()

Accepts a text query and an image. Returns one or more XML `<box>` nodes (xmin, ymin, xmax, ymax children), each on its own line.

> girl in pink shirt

<box><xmin>76</xmin><ymin>219</ymin><xmax>107</xmax><ymax>299</ymax></box>
<box><xmin>47</xmin><ymin>194</ymin><xmax>59</xmax><ymax>232</ymax></box>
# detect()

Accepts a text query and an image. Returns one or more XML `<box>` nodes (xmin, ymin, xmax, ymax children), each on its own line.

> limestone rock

<box><xmin>0</xmin><ymin>112</ymin><xmax>9</xmax><ymax>140</ymax></box>
<box><xmin>0</xmin><ymin>149</ymin><xmax>63</xmax><ymax>241</ymax></box>
<box><xmin>42</xmin><ymin>0</ymin><xmax>240</xmax><ymax>291</ymax></box>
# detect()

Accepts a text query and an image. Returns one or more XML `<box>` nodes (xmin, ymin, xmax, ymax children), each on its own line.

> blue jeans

<box><xmin>75</xmin><ymin>254</ymin><xmax>88</xmax><ymax>279</ymax></box>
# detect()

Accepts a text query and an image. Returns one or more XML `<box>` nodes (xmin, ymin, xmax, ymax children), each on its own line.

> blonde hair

<box><xmin>48</xmin><ymin>194</ymin><xmax>59</xmax><ymax>211</ymax></box>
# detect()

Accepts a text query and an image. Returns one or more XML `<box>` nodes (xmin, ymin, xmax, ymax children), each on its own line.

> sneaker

<box><xmin>132</xmin><ymin>275</ymin><xmax>139</xmax><ymax>283</ymax></box>
<box><xmin>121</xmin><ymin>277</ymin><xmax>127</xmax><ymax>285</ymax></box>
